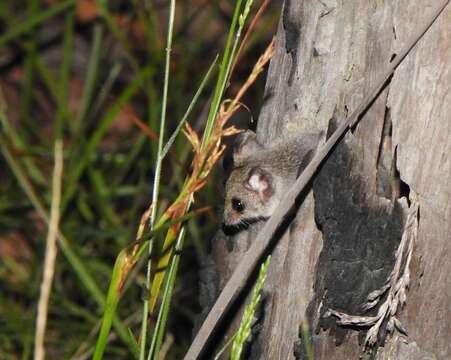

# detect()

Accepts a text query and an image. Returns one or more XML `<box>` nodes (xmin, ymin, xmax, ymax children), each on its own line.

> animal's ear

<box><xmin>233</xmin><ymin>130</ymin><xmax>261</xmax><ymax>165</ymax></box>
<box><xmin>245</xmin><ymin>167</ymin><xmax>273</xmax><ymax>201</ymax></box>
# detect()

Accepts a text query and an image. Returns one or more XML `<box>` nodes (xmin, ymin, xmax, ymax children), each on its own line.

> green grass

<box><xmin>0</xmin><ymin>1</ymin><xmax>277</xmax><ymax>358</ymax></box>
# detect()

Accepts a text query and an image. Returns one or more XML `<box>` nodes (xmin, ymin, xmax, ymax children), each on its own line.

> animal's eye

<box><xmin>231</xmin><ymin>197</ymin><xmax>245</xmax><ymax>213</ymax></box>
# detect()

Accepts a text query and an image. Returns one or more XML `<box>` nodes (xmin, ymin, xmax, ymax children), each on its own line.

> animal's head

<box><xmin>222</xmin><ymin>131</ymin><xmax>276</xmax><ymax>234</ymax></box>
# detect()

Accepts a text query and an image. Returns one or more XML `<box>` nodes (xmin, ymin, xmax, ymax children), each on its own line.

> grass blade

<box><xmin>160</xmin><ymin>55</ymin><xmax>218</xmax><ymax>161</ymax></box>
<box><xmin>92</xmin><ymin>204</ymin><xmax>207</xmax><ymax>360</ymax></box>
<box><xmin>0</xmin><ymin>0</ymin><xmax>75</xmax><ymax>47</ymax></box>
<box><xmin>147</xmin><ymin>0</ymin><xmax>246</xmax><ymax>322</ymax></box>
<box><xmin>93</xmin><ymin>242</ymin><xmax>149</xmax><ymax>360</ymax></box>
<box><xmin>0</xmin><ymin>95</ymin><xmax>46</xmax><ymax>185</ymax></box>
<box><xmin>94</xmin><ymin>0</ymin><xmax>139</xmax><ymax>72</ymax></box>
<box><xmin>147</xmin><ymin>1</ymin><xmax>258</xmax><ymax>357</ymax></box>
<box><xmin>90</xmin><ymin>62</ymin><xmax>123</xmax><ymax>121</ymax></box>
<box><xmin>75</xmin><ymin>24</ymin><xmax>104</xmax><ymax>132</ymax></box>
<box><xmin>128</xmin><ymin>328</ymin><xmax>140</xmax><ymax>359</ymax></box>
<box><xmin>19</xmin><ymin>0</ymin><xmax>39</xmax><ymax>125</ymax></box>
<box><xmin>0</xmin><ymin>100</ymin><xmax>132</xmax><ymax>350</ymax></box>
<box><xmin>201</xmin><ymin>0</ymin><xmax>244</xmax><ymax>148</ymax></box>
<box><xmin>147</xmin><ymin>225</ymin><xmax>186</xmax><ymax>359</ymax></box>
<box><xmin>55</xmin><ymin>10</ymin><xmax>74</xmax><ymax>138</ymax></box>
<box><xmin>0</xmin><ymin>136</ymin><xmax>132</xmax><ymax>348</ymax></box>
<box><xmin>139</xmin><ymin>0</ymin><xmax>177</xmax><ymax>357</ymax></box>
<box><xmin>61</xmin><ymin>67</ymin><xmax>151</xmax><ymax>214</ymax></box>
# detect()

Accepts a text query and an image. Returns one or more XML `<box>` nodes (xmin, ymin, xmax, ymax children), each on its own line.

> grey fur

<box><xmin>222</xmin><ymin>130</ymin><xmax>322</xmax><ymax>233</ymax></box>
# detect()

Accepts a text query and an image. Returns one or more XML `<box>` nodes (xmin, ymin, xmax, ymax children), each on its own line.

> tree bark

<box><xmin>208</xmin><ymin>1</ymin><xmax>450</xmax><ymax>359</ymax></box>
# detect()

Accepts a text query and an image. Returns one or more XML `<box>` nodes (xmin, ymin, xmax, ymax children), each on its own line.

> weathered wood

<box><xmin>193</xmin><ymin>1</ymin><xmax>450</xmax><ymax>359</ymax></box>
<box><xmin>255</xmin><ymin>1</ymin><xmax>450</xmax><ymax>359</ymax></box>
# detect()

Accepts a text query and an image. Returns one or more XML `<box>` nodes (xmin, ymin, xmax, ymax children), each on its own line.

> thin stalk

<box><xmin>89</xmin><ymin>62</ymin><xmax>123</xmax><ymax>121</ymax></box>
<box><xmin>139</xmin><ymin>0</ymin><xmax>177</xmax><ymax>358</ymax></box>
<box><xmin>213</xmin><ymin>335</ymin><xmax>236</xmax><ymax>360</ymax></box>
<box><xmin>231</xmin><ymin>0</ymin><xmax>271</xmax><ymax>74</ymax></box>
<box><xmin>226</xmin><ymin>0</ymin><xmax>255</xmax><ymax>83</ymax></box>
<box><xmin>160</xmin><ymin>55</ymin><xmax>218</xmax><ymax>161</ymax></box>
<box><xmin>34</xmin><ymin>57</ymin><xmax>76</xmax><ymax>127</ymax></box>
<box><xmin>147</xmin><ymin>1</ymin><xmax>255</xmax><ymax>356</ymax></box>
<box><xmin>89</xmin><ymin>37</ymin><xmax>217</xmax><ymax>360</ymax></box>
<box><xmin>60</xmin><ymin>67</ymin><xmax>151</xmax><ymax>215</ymax></box>
<box><xmin>147</xmin><ymin>224</ymin><xmax>186</xmax><ymax>359</ymax></box>
<box><xmin>75</xmin><ymin>24</ymin><xmax>103</xmax><ymax>133</ymax></box>
<box><xmin>19</xmin><ymin>0</ymin><xmax>39</xmax><ymax>126</ymax></box>
<box><xmin>55</xmin><ymin>10</ymin><xmax>74</xmax><ymax>138</ymax></box>
<box><xmin>94</xmin><ymin>0</ymin><xmax>140</xmax><ymax>72</ymax></box>
<box><xmin>0</xmin><ymin>91</ymin><xmax>46</xmax><ymax>186</ymax></box>
<box><xmin>34</xmin><ymin>140</ymin><xmax>63</xmax><ymax>360</ymax></box>
<box><xmin>130</xmin><ymin>0</ymin><xmax>158</xmax><ymax>56</ymax></box>
<box><xmin>201</xmin><ymin>0</ymin><xmax>244</xmax><ymax>148</ymax></box>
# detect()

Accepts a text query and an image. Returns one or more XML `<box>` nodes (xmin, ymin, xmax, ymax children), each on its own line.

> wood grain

<box><xmin>185</xmin><ymin>2</ymin><xmax>450</xmax><ymax>358</ymax></box>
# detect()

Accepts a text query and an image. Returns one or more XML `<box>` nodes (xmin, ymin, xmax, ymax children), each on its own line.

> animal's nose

<box><xmin>221</xmin><ymin>223</ymin><xmax>229</xmax><ymax>233</ymax></box>
<box><xmin>222</xmin><ymin>222</ymin><xmax>239</xmax><ymax>236</ymax></box>
<box><xmin>223</xmin><ymin>209</ymin><xmax>238</xmax><ymax>225</ymax></box>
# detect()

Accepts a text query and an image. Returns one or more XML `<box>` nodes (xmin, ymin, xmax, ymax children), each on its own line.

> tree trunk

<box><xmin>208</xmin><ymin>1</ymin><xmax>450</xmax><ymax>359</ymax></box>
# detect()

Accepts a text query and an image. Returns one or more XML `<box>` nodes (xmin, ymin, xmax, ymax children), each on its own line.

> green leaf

<box><xmin>94</xmin><ymin>242</ymin><xmax>149</xmax><ymax>360</ymax></box>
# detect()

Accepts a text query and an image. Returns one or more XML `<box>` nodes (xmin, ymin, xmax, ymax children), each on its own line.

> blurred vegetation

<box><xmin>0</xmin><ymin>0</ymin><xmax>278</xmax><ymax>359</ymax></box>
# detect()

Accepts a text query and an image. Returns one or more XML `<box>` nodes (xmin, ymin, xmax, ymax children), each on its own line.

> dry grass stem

<box><xmin>147</xmin><ymin>41</ymin><xmax>274</xmax><ymax>313</ymax></box>
<box><xmin>223</xmin><ymin>38</ymin><xmax>275</xmax><ymax>124</ymax></box>
<box><xmin>327</xmin><ymin>193</ymin><xmax>419</xmax><ymax>349</ymax></box>
<box><xmin>34</xmin><ymin>140</ymin><xmax>64</xmax><ymax>360</ymax></box>
<box><xmin>130</xmin><ymin>114</ymin><xmax>159</xmax><ymax>141</ymax></box>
